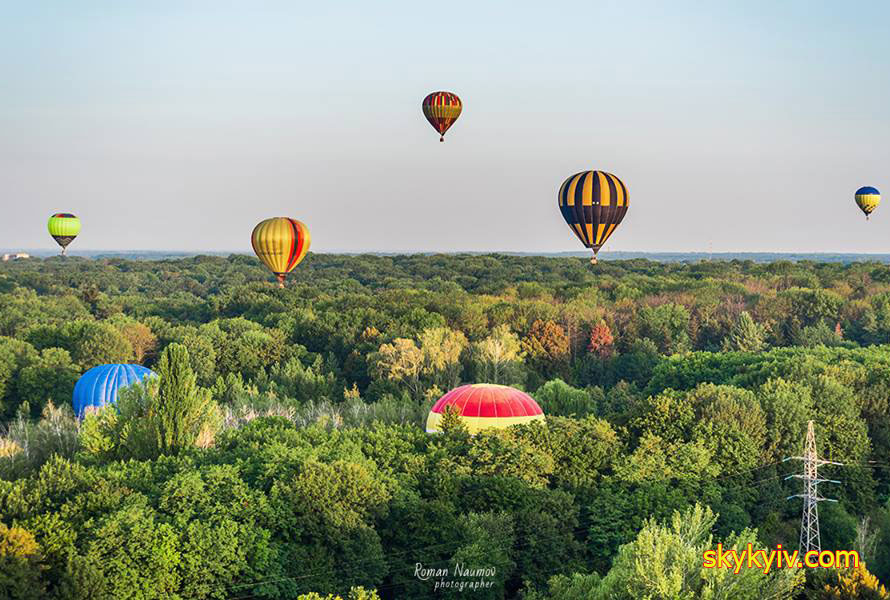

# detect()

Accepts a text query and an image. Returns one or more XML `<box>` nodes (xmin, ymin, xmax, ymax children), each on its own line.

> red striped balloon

<box><xmin>426</xmin><ymin>384</ymin><xmax>545</xmax><ymax>434</ymax></box>
<box><xmin>422</xmin><ymin>91</ymin><xmax>462</xmax><ymax>142</ymax></box>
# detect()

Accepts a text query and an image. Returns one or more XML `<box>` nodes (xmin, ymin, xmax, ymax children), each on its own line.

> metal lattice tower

<box><xmin>784</xmin><ymin>420</ymin><xmax>841</xmax><ymax>555</ymax></box>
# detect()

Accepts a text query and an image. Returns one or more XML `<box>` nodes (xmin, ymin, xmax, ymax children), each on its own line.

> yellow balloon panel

<box><xmin>251</xmin><ymin>217</ymin><xmax>310</xmax><ymax>281</ymax></box>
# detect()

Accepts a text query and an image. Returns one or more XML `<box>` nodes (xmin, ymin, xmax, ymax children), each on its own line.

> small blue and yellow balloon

<box><xmin>855</xmin><ymin>186</ymin><xmax>880</xmax><ymax>220</ymax></box>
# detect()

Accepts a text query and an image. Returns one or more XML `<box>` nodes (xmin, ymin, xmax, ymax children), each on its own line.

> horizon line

<box><xmin>7</xmin><ymin>249</ymin><xmax>890</xmax><ymax>257</ymax></box>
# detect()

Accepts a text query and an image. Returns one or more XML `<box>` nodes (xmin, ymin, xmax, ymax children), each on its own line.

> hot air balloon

<box><xmin>251</xmin><ymin>217</ymin><xmax>311</xmax><ymax>287</ymax></box>
<box><xmin>426</xmin><ymin>384</ymin><xmax>545</xmax><ymax>435</ymax></box>
<box><xmin>72</xmin><ymin>364</ymin><xmax>155</xmax><ymax>419</ymax></box>
<box><xmin>855</xmin><ymin>186</ymin><xmax>880</xmax><ymax>220</ymax></box>
<box><xmin>422</xmin><ymin>91</ymin><xmax>462</xmax><ymax>142</ymax></box>
<box><xmin>47</xmin><ymin>213</ymin><xmax>81</xmax><ymax>255</ymax></box>
<box><xmin>558</xmin><ymin>170</ymin><xmax>628</xmax><ymax>265</ymax></box>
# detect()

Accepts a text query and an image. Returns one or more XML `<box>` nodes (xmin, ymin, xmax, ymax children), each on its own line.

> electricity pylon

<box><xmin>784</xmin><ymin>420</ymin><xmax>842</xmax><ymax>555</ymax></box>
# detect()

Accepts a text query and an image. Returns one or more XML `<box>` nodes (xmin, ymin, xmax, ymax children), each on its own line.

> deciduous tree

<box><xmin>470</xmin><ymin>324</ymin><xmax>524</xmax><ymax>385</ymax></box>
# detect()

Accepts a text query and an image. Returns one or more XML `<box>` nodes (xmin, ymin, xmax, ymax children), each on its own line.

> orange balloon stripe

<box><xmin>285</xmin><ymin>219</ymin><xmax>310</xmax><ymax>272</ymax></box>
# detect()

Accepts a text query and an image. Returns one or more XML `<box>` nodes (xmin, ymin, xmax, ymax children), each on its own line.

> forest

<box><xmin>1</xmin><ymin>253</ymin><xmax>889</xmax><ymax>599</ymax></box>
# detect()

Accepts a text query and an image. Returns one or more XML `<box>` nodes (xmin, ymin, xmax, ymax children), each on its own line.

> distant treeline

<box><xmin>8</xmin><ymin>249</ymin><xmax>890</xmax><ymax>262</ymax></box>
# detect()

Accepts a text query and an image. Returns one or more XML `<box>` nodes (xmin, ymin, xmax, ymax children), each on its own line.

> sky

<box><xmin>2</xmin><ymin>1</ymin><xmax>890</xmax><ymax>254</ymax></box>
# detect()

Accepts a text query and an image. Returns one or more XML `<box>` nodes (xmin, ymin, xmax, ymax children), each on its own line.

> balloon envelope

<box><xmin>558</xmin><ymin>170</ymin><xmax>628</xmax><ymax>263</ymax></box>
<box><xmin>422</xmin><ymin>91</ymin><xmax>462</xmax><ymax>142</ymax></box>
<box><xmin>47</xmin><ymin>213</ymin><xmax>81</xmax><ymax>254</ymax></box>
<box><xmin>251</xmin><ymin>217</ymin><xmax>311</xmax><ymax>287</ymax></box>
<box><xmin>72</xmin><ymin>364</ymin><xmax>155</xmax><ymax>418</ymax></box>
<box><xmin>426</xmin><ymin>384</ymin><xmax>545</xmax><ymax>434</ymax></box>
<box><xmin>855</xmin><ymin>186</ymin><xmax>880</xmax><ymax>219</ymax></box>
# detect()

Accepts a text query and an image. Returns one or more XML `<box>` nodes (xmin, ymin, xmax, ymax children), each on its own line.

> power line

<box><xmin>783</xmin><ymin>420</ymin><xmax>841</xmax><ymax>556</ymax></box>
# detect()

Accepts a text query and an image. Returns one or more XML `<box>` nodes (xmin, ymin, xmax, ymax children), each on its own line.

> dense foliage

<box><xmin>1</xmin><ymin>253</ymin><xmax>889</xmax><ymax>598</ymax></box>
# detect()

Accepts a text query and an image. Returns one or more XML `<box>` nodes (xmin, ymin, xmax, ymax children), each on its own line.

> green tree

<box><xmin>689</xmin><ymin>383</ymin><xmax>767</xmax><ymax>470</ymax></box>
<box><xmin>444</xmin><ymin>512</ymin><xmax>514</xmax><ymax>600</ymax></box>
<box><xmin>64</xmin><ymin>503</ymin><xmax>181</xmax><ymax>600</ymax></box>
<box><xmin>591</xmin><ymin>504</ymin><xmax>801</xmax><ymax>599</ymax></box>
<box><xmin>614</xmin><ymin>434</ymin><xmax>718</xmax><ymax>483</ymax></box>
<box><xmin>466</xmin><ymin>426</ymin><xmax>555</xmax><ymax>488</ymax></box>
<box><xmin>24</xmin><ymin>320</ymin><xmax>133</xmax><ymax>370</ymax></box>
<box><xmin>543</xmin><ymin>416</ymin><xmax>620</xmax><ymax>487</ymax></box>
<box><xmin>796</xmin><ymin>320</ymin><xmax>847</xmax><ymax>347</ymax></box>
<box><xmin>269</xmin><ymin>459</ymin><xmax>390</xmax><ymax>593</ymax></box>
<box><xmin>0</xmin><ymin>337</ymin><xmax>38</xmax><ymax>416</ymax></box>
<box><xmin>637</xmin><ymin>303</ymin><xmax>691</xmax><ymax>354</ymax></box>
<box><xmin>611</xmin><ymin>338</ymin><xmax>661</xmax><ymax>387</ymax></box>
<box><xmin>439</xmin><ymin>403</ymin><xmax>470</xmax><ymax>436</ymax></box>
<box><xmin>758</xmin><ymin>378</ymin><xmax>813</xmax><ymax>461</ymax></box>
<box><xmin>523</xmin><ymin>572</ymin><xmax>601</xmax><ymax>600</ymax></box>
<box><xmin>629</xmin><ymin>389</ymin><xmax>694</xmax><ymax>442</ymax></box>
<box><xmin>178</xmin><ymin>332</ymin><xmax>218</xmax><ymax>385</ymax></box>
<box><xmin>86</xmin><ymin>343</ymin><xmax>221</xmax><ymax>460</ymax></box>
<box><xmin>267</xmin><ymin>356</ymin><xmax>337</xmax><ymax>403</ymax></box>
<box><xmin>811</xmin><ymin>376</ymin><xmax>871</xmax><ymax>464</ymax></box>
<box><xmin>199</xmin><ymin>319</ymin><xmax>288</xmax><ymax>379</ymax></box>
<box><xmin>0</xmin><ymin>289</ymin><xmax>90</xmax><ymax>337</ymax></box>
<box><xmin>15</xmin><ymin>348</ymin><xmax>79</xmax><ymax>418</ymax></box>
<box><xmin>723</xmin><ymin>311</ymin><xmax>768</xmax><ymax>352</ymax></box>
<box><xmin>158</xmin><ymin>466</ymin><xmax>275</xmax><ymax>600</ymax></box>
<box><xmin>534</xmin><ymin>379</ymin><xmax>597</xmax><ymax>417</ymax></box>
<box><xmin>781</xmin><ymin>288</ymin><xmax>844</xmax><ymax>327</ymax></box>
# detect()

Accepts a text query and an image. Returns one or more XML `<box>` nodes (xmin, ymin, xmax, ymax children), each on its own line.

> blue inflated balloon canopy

<box><xmin>72</xmin><ymin>363</ymin><xmax>156</xmax><ymax>418</ymax></box>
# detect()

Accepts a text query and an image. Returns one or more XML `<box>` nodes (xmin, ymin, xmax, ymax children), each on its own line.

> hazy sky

<box><xmin>2</xmin><ymin>1</ymin><xmax>890</xmax><ymax>253</ymax></box>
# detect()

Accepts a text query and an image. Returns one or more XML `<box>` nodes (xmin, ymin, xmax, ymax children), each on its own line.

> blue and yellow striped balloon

<box><xmin>855</xmin><ymin>186</ymin><xmax>880</xmax><ymax>220</ymax></box>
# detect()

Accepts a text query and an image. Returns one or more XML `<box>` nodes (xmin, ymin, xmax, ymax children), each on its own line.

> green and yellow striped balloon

<box><xmin>47</xmin><ymin>213</ymin><xmax>81</xmax><ymax>255</ymax></box>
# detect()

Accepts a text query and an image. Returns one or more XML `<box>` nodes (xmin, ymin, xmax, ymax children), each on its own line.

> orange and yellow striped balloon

<box><xmin>422</xmin><ymin>91</ymin><xmax>462</xmax><ymax>142</ymax></box>
<box><xmin>250</xmin><ymin>217</ymin><xmax>310</xmax><ymax>287</ymax></box>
